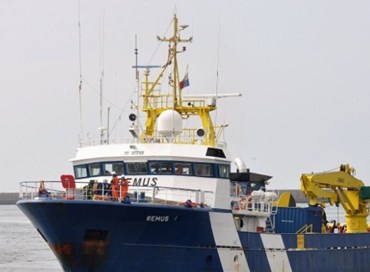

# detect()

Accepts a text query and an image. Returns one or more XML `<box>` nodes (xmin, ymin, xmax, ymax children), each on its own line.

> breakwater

<box><xmin>0</xmin><ymin>193</ymin><xmax>19</xmax><ymax>204</ymax></box>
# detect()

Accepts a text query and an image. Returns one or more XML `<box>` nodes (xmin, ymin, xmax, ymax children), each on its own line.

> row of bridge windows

<box><xmin>74</xmin><ymin>161</ymin><xmax>230</xmax><ymax>180</ymax></box>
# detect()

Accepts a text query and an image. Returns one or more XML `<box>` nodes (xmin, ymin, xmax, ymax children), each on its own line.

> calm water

<box><xmin>0</xmin><ymin>204</ymin><xmax>347</xmax><ymax>271</ymax></box>
<box><xmin>0</xmin><ymin>205</ymin><xmax>61</xmax><ymax>271</ymax></box>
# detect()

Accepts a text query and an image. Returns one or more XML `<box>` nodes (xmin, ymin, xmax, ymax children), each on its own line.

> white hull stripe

<box><xmin>260</xmin><ymin>233</ymin><xmax>292</xmax><ymax>272</ymax></box>
<box><xmin>209</xmin><ymin>212</ymin><xmax>249</xmax><ymax>272</ymax></box>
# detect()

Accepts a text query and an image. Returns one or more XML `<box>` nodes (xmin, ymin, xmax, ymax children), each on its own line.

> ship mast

<box><xmin>156</xmin><ymin>14</ymin><xmax>191</xmax><ymax>107</ymax></box>
<box><xmin>141</xmin><ymin>14</ymin><xmax>219</xmax><ymax>146</ymax></box>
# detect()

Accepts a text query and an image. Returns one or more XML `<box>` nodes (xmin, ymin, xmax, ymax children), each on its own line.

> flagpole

<box><xmin>179</xmin><ymin>65</ymin><xmax>188</xmax><ymax>105</ymax></box>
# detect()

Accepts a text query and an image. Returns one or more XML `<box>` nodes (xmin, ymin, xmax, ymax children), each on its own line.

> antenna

<box><xmin>134</xmin><ymin>35</ymin><xmax>140</xmax><ymax>130</ymax></box>
<box><xmin>78</xmin><ymin>0</ymin><xmax>84</xmax><ymax>146</ymax></box>
<box><xmin>107</xmin><ymin>107</ymin><xmax>110</xmax><ymax>144</ymax></box>
<box><xmin>99</xmin><ymin>12</ymin><xmax>106</xmax><ymax>144</ymax></box>
<box><xmin>215</xmin><ymin>8</ymin><xmax>221</xmax><ymax>127</ymax></box>
<box><xmin>131</xmin><ymin>63</ymin><xmax>161</xmax><ymax>140</ymax></box>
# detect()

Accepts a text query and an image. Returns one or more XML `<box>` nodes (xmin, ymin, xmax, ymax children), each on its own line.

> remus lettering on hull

<box><xmin>127</xmin><ymin>177</ymin><xmax>158</xmax><ymax>186</ymax></box>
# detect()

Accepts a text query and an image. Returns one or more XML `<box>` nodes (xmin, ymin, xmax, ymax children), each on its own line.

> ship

<box><xmin>17</xmin><ymin>14</ymin><xmax>370</xmax><ymax>272</ymax></box>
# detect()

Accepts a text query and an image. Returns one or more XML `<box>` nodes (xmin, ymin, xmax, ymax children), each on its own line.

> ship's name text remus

<box><xmin>127</xmin><ymin>177</ymin><xmax>157</xmax><ymax>186</ymax></box>
<box><xmin>146</xmin><ymin>216</ymin><xmax>169</xmax><ymax>222</ymax></box>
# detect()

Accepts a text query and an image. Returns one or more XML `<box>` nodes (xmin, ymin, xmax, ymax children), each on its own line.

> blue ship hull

<box><xmin>18</xmin><ymin>200</ymin><xmax>225</xmax><ymax>271</ymax></box>
<box><xmin>17</xmin><ymin>199</ymin><xmax>370</xmax><ymax>272</ymax></box>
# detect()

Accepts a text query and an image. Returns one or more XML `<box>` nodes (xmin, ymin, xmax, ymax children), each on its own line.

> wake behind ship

<box><xmin>17</xmin><ymin>14</ymin><xmax>370</xmax><ymax>272</ymax></box>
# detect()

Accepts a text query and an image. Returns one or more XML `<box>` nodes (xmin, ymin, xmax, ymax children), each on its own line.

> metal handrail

<box><xmin>19</xmin><ymin>180</ymin><xmax>214</xmax><ymax>208</ymax></box>
<box><xmin>296</xmin><ymin>224</ymin><xmax>313</xmax><ymax>234</ymax></box>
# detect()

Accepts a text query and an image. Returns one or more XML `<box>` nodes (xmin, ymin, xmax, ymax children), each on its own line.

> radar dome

<box><xmin>157</xmin><ymin>110</ymin><xmax>183</xmax><ymax>136</ymax></box>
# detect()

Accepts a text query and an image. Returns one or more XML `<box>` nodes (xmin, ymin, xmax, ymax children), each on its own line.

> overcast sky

<box><xmin>1</xmin><ymin>0</ymin><xmax>370</xmax><ymax>192</ymax></box>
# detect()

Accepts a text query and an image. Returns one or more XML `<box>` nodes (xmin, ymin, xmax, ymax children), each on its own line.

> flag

<box><xmin>179</xmin><ymin>72</ymin><xmax>189</xmax><ymax>90</ymax></box>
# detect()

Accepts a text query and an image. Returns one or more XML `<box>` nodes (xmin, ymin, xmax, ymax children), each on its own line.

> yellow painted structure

<box><xmin>139</xmin><ymin>14</ymin><xmax>218</xmax><ymax>146</ymax></box>
<box><xmin>300</xmin><ymin>164</ymin><xmax>370</xmax><ymax>233</ymax></box>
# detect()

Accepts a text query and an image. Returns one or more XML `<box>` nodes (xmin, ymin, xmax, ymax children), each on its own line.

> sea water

<box><xmin>0</xmin><ymin>204</ymin><xmax>348</xmax><ymax>271</ymax></box>
<box><xmin>0</xmin><ymin>205</ymin><xmax>61</xmax><ymax>271</ymax></box>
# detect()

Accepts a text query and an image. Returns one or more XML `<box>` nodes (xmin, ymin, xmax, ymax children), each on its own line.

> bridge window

<box><xmin>218</xmin><ymin>164</ymin><xmax>230</xmax><ymax>178</ymax></box>
<box><xmin>206</xmin><ymin>147</ymin><xmax>226</xmax><ymax>158</ymax></box>
<box><xmin>103</xmin><ymin>162</ymin><xmax>124</xmax><ymax>176</ymax></box>
<box><xmin>74</xmin><ymin>165</ymin><xmax>88</xmax><ymax>179</ymax></box>
<box><xmin>194</xmin><ymin>163</ymin><xmax>213</xmax><ymax>177</ymax></box>
<box><xmin>89</xmin><ymin>163</ymin><xmax>101</xmax><ymax>177</ymax></box>
<box><xmin>126</xmin><ymin>162</ymin><xmax>148</xmax><ymax>175</ymax></box>
<box><xmin>149</xmin><ymin>161</ymin><xmax>173</xmax><ymax>174</ymax></box>
<box><xmin>174</xmin><ymin>162</ymin><xmax>192</xmax><ymax>175</ymax></box>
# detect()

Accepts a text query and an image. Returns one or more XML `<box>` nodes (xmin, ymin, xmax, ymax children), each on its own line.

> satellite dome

<box><xmin>157</xmin><ymin>110</ymin><xmax>183</xmax><ymax>137</ymax></box>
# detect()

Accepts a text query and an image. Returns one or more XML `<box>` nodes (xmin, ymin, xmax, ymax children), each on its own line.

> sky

<box><xmin>1</xmin><ymin>0</ymin><xmax>370</xmax><ymax>192</ymax></box>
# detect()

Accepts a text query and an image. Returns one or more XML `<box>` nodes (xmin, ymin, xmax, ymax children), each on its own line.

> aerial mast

<box><xmin>141</xmin><ymin>14</ymin><xmax>230</xmax><ymax>147</ymax></box>
<box><xmin>157</xmin><ymin>14</ymin><xmax>192</xmax><ymax>108</ymax></box>
<box><xmin>78</xmin><ymin>1</ymin><xmax>84</xmax><ymax>146</ymax></box>
<box><xmin>135</xmin><ymin>34</ymin><xmax>140</xmax><ymax>126</ymax></box>
<box><xmin>131</xmin><ymin>36</ymin><xmax>161</xmax><ymax>140</ymax></box>
<box><xmin>99</xmin><ymin>13</ymin><xmax>106</xmax><ymax>144</ymax></box>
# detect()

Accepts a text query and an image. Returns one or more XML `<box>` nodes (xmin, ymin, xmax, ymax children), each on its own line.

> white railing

<box><xmin>79</xmin><ymin>137</ymin><xmax>132</xmax><ymax>147</ymax></box>
<box><xmin>19</xmin><ymin>180</ymin><xmax>214</xmax><ymax>208</ymax></box>
<box><xmin>231</xmin><ymin>194</ymin><xmax>278</xmax><ymax>217</ymax></box>
<box><xmin>78</xmin><ymin>129</ymin><xmax>227</xmax><ymax>148</ymax></box>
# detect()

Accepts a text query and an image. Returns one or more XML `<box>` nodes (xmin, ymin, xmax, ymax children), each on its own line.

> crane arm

<box><xmin>300</xmin><ymin>164</ymin><xmax>369</xmax><ymax>233</ymax></box>
<box><xmin>300</xmin><ymin>164</ymin><xmax>364</xmax><ymax>207</ymax></box>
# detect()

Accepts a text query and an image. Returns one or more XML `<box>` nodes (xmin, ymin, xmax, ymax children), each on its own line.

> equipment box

<box><xmin>273</xmin><ymin>206</ymin><xmax>322</xmax><ymax>233</ymax></box>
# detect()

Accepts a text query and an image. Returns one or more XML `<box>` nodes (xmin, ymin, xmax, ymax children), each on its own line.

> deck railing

<box><xmin>231</xmin><ymin>192</ymin><xmax>279</xmax><ymax>217</ymax></box>
<box><xmin>78</xmin><ymin>128</ymin><xmax>227</xmax><ymax>148</ymax></box>
<box><xmin>19</xmin><ymin>180</ymin><xmax>214</xmax><ymax>208</ymax></box>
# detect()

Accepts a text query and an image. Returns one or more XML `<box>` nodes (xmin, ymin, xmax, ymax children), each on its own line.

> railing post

<box><xmin>195</xmin><ymin>190</ymin><xmax>200</xmax><ymax>203</ymax></box>
<box><xmin>152</xmin><ymin>187</ymin><xmax>156</xmax><ymax>203</ymax></box>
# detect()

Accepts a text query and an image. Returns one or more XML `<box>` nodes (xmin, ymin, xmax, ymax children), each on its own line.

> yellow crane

<box><xmin>300</xmin><ymin>164</ymin><xmax>370</xmax><ymax>233</ymax></box>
